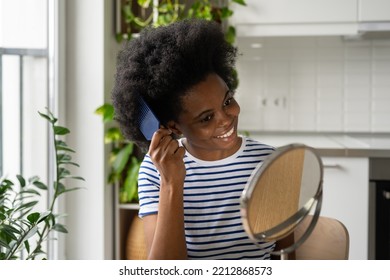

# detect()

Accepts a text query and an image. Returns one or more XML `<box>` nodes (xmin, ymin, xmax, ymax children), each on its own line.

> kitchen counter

<box><xmin>248</xmin><ymin>132</ymin><xmax>390</xmax><ymax>158</ymax></box>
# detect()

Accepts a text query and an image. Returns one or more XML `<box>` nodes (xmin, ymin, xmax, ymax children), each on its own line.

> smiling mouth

<box><xmin>216</xmin><ymin>126</ymin><xmax>235</xmax><ymax>139</ymax></box>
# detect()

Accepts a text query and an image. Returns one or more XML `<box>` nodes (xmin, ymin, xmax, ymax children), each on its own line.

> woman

<box><xmin>112</xmin><ymin>19</ymin><xmax>276</xmax><ymax>260</ymax></box>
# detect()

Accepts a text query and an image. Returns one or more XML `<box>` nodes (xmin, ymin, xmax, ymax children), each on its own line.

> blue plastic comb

<box><xmin>138</xmin><ymin>96</ymin><xmax>160</xmax><ymax>140</ymax></box>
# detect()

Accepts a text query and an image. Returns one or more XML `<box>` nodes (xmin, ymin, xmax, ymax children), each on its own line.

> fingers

<box><xmin>149</xmin><ymin>128</ymin><xmax>184</xmax><ymax>158</ymax></box>
<box><xmin>149</xmin><ymin>128</ymin><xmax>172</xmax><ymax>151</ymax></box>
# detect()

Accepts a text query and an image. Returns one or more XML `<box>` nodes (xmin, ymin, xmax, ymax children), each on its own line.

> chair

<box><xmin>126</xmin><ymin>216</ymin><xmax>147</xmax><ymax>260</ymax></box>
<box><xmin>125</xmin><ymin>214</ymin><xmax>349</xmax><ymax>260</ymax></box>
<box><xmin>294</xmin><ymin>215</ymin><xmax>350</xmax><ymax>260</ymax></box>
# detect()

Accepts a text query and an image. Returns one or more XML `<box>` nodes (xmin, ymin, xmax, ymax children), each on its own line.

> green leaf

<box><xmin>220</xmin><ymin>7</ymin><xmax>233</xmax><ymax>19</ymax></box>
<box><xmin>232</xmin><ymin>0</ymin><xmax>246</xmax><ymax>5</ymax></box>
<box><xmin>60</xmin><ymin>161</ymin><xmax>80</xmax><ymax>168</ymax></box>
<box><xmin>15</xmin><ymin>201</ymin><xmax>38</xmax><ymax>212</ymax></box>
<box><xmin>225</xmin><ymin>25</ymin><xmax>236</xmax><ymax>44</ymax></box>
<box><xmin>58</xmin><ymin>153</ymin><xmax>71</xmax><ymax>163</ymax></box>
<box><xmin>137</xmin><ymin>0</ymin><xmax>151</xmax><ymax>9</ymax></box>
<box><xmin>52</xmin><ymin>224</ymin><xmax>68</xmax><ymax>233</ymax></box>
<box><xmin>32</xmin><ymin>181</ymin><xmax>47</xmax><ymax>190</ymax></box>
<box><xmin>54</xmin><ymin>126</ymin><xmax>70</xmax><ymax>135</ymax></box>
<box><xmin>55</xmin><ymin>182</ymin><xmax>65</xmax><ymax>194</ymax></box>
<box><xmin>105</xmin><ymin>127</ymin><xmax>123</xmax><ymax>143</ymax></box>
<box><xmin>0</xmin><ymin>239</ymin><xmax>11</xmax><ymax>250</ymax></box>
<box><xmin>112</xmin><ymin>143</ymin><xmax>134</xmax><ymax>174</ymax></box>
<box><xmin>56</xmin><ymin>145</ymin><xmax>75</xmax><ymax>153</ymax></box>
<box><xmin>58</xmin><ymin>168</ymin><xmax>71</xmax><ymax>179</ymax></box>
<box><xmin>123</xmin><ymin>157</ymin><xmax>141</xmax><ymax>202</ymax></box>
<box><xmin>38</xmin><ymin>111</ymin><xmax>54</xmax><ymax>123</ymax></box>
<box><xmin>38</xmin><ymin>211</ymin><xmax>51</xmax><ymax>223</ymax></box>
<box><xmin>28</xmin><ymin>176</ymin><xmax>40</xmax><ymax>184</ymax></box>
<box><xmin>56</xmin><ymin>187</ymin><xmax>82</xmax><ymax>197</ymax></box>
<box><xmin>24</xmin><ymin>240</ymin><xmax>30</xmax><ymax>254</ymax></box>
<box><xmin>27</xmin><ymin>212</ymin><xmax>41</xmax><ymax>224</ymax></box>
<box><xmin>19</xmin><ymin>188</ymin><xmax>41</xmax><ymax>196</ymax></box>
<box><xmin>94</xmin><ymin>103</ymin><xmax>115</xmax><ymax>123</ymax></box>
<box><xmin>24</xmin><ymin>226</ymin><xmax>38</xmax><ymax>241</ymax></box>
<box><xmin>16</xmin><ymin>175</ymin><xmax>26</xmax><ymax>187</ymax></box>
<box><xmin>0</xmin><ymin>224</ymin><xmax>20</xmax><ymax>240</ymax></box>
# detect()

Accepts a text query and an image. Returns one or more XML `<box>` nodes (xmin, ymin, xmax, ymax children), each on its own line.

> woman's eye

<box><xmin>201</xmin><ymin>114</ymin><xmax>213</xmax><ymax>123</ymax></box>
<box><xmin>224</xmin><ymin>97</ymin><xmax>234</xmax><ymax>106</ymax></box>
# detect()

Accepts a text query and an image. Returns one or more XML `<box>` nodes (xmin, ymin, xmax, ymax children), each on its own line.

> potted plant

<box><xmin>95</xmin><ymin>104</ymin><xmax>142</xmax><ymax>204</ymax></box>
<box><xmin>0</xmin><ymin>109</ymin><xmax>84</xmax><ymax>260</ymax></box>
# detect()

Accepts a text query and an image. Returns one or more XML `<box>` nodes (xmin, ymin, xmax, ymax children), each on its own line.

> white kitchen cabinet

<box><xmin>231</xmin><ymin>0</ymin><xmax>357</xmax><ymax>24</ymax></box>
<box><xmin>230</xmin><ymin>0</ymin><xmax>359</xmax><ymax>36</ymax></box>
<box><xmin>359</xmin><ymin>0</ymin><xmax>390</xmax><ymax>21</ymax></box>
<box><xmin>320</xmin><ymin>157</ymin><xmax>369</xmax><ymax>260</ymax></box>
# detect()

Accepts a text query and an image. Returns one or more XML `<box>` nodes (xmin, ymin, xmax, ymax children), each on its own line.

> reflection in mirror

<box><xmin>240</xmin><ymin>144</ymin><xmax>323</xmax><ymax>258</ymax></box>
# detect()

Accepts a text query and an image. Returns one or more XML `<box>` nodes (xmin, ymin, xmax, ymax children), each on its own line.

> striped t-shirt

<box><xmin>138</xmin><ymin>136</ymin><xmax>276</xmax><ymax>259</ymax></box>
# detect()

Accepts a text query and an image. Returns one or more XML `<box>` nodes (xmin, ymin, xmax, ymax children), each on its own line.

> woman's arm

<box><xmin>143</xmin><ymin>128</ymin><xmax>187</xmax><ymax>259</ymax></box>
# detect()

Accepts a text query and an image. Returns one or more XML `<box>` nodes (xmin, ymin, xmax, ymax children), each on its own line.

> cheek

<box><xmin>229</xmin><ymin>102</ymin><xmax>240</xmax><ymax>116</ymax></box>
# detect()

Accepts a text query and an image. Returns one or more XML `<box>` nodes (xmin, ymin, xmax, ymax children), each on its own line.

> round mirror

<box><xmin>240</xmin><ymin>143</ymin><xmax>323</xmax><ymax>258</ymax></box>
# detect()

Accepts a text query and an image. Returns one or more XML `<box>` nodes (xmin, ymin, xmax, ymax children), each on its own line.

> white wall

<box><xmin>64</xmin><ymin>0</ymin><xmax>119</xmax><ymax>259</ymax></box>
<box><xmin>236</xmin><ymin>36</ymin><xmax>390</xmax><ymax>133</ymax></box>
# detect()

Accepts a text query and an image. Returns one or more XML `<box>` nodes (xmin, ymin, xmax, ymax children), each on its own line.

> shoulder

<box><xmin>242</xmin><ymin>136</ymin><xmax>275</xmax><ymax>151</ymax></box>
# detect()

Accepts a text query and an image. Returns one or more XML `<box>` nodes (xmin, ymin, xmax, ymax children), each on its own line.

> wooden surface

<box><xmin>248</xmin><ymin>148</ymin><xmax>305</xmax><ymax>237</ymax></box>
<box><xmin>126</xmin><ymin>216</ymin><xmax>147</xmax><ymax>260</ymax></box>
<box><xmin>294</xmin><ymin>215</ymin><xmax>350</xmax><ymax>260</ymax></box>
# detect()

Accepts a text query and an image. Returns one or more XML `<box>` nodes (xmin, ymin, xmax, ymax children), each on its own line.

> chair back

<box><xmin>126</xmin><ymin>216</ymin><xmax>147</xmax><ymax>260</ymax></box>
<box><xmin>294</xmin><ymin>215</ymin><xmax>349</xmax><ymax>260</ymax></box>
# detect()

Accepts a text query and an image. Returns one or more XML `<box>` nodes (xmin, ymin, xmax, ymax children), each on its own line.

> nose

<box><xmin>216</xmin><ymin>109</ymin><xmax>231</xmax><ymax>127</ymax></box>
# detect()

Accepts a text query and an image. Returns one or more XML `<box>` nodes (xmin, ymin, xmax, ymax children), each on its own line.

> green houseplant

<box><xmin>117</xmin><ymin>0</ymin><xmax>246</xmax><ymax>44</ymax></box>
<box><xmin>95</xmin><ymin>104</ymin><xmax>142</xmax><ymax>204</ymax></box>
<box><xmin>0</xmin><ymin>109</ymin><xmax>84</xmax><ymax>260</ymax></box>
<box><xmin>97</xmin><ymin>0</ymin><xmax>247</xmax><ymax>204</ymax></box>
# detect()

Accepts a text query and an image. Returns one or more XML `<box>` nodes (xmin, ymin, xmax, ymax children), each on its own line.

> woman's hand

<box><xmin>148</xmin><ymin>128</ymin><xmax>186</xmax><ymax>186</ymax></box>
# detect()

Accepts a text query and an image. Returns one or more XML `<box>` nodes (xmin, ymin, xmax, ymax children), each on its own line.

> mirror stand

<box><xmin>240</xmin><ymin>144</ymin><xmax>324</xmax><ymax>260</ymax></box>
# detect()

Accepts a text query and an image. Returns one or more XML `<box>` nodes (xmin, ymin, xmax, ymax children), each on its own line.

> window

<box><xmin>0</xmin><ymin>0</ymin><xmax>60</xmax><ymax>259</ymax></box>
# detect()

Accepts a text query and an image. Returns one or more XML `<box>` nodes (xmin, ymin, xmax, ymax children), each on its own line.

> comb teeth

<box><xmin>138</xmin><ymin>96</ymin><xmax>160</xmax><ymax>140</ymax></box>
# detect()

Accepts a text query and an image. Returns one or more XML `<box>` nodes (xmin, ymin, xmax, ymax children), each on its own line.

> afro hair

<box><xmin>111</xmin><ymin>18</ymin><xmax>237</xmax><ymax>152</ymax></box>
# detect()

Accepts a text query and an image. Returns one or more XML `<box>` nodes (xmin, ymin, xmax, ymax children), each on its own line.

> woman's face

<box><xmin>171</xmin><ymin>73</ymin><xmax>241</xmax><ymax>161</ymax></box>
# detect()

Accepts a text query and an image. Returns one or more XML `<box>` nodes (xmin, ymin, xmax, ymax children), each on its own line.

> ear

<box><xmin>166</xmin><ymin>120</ymin><xmax>183</xmax><ymax>136</ymax></box>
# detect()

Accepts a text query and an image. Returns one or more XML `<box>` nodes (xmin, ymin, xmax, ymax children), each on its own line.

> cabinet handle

<box><xmin>383</xmin><ymin>191</ymin><xmax>390</xmax><ymax>200</ymax></box>
<box><xmin>323</xmin><ymin>164</ymin><xmax>341</xmax><ymax>169</ymax></box>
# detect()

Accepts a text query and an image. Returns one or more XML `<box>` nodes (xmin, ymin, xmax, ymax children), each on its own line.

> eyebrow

<box><xmin>193</xmin><ymin>90</ymin><xmax>231</xmax><ymax>121</ymax></box>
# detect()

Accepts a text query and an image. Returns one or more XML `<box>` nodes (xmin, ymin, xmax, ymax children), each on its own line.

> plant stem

<box><xmin>4</xmin><ymin>224</ymin><xmax>35</xmax><ymax>260</ymax></box>
<box><xmin>26</xmin><ymin>120</ymin><xmax>59</xmax><ymax>259</ymax></box>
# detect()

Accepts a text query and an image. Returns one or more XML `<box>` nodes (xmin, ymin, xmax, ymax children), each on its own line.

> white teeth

<box><xmin>216</xmin><ymin>127</ymin><xmax>234</xmax><ymax>138</ymax></box>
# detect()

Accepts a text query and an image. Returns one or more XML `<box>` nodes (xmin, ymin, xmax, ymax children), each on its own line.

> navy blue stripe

<box><xmin>183</xmin><ymin>188</ymin><xmax>242</xmax><ymax>197</ymax></box>
<box><xmin>187</xmin><ymin>242</ymin><xmax>256</xmax><ymax>253</ymax></box>
<box><xmin>185</xmin><ymin>222</ymin><xmax>243</xmax><ymax>231</ymax></box>
<box><xmin>184</xmin><ymin>195</ymin><xmax>241</xmax><ymax>203</ymax></box>
<box><xmin>186</xmin><ymin>236</ymin><xmax>248</xmax><ymax>245</ymax></box>
<box><xmin>184</xmin><ymin>209</ymin><xmax>238</xmax><ymax>217</ymax></box>
<box><xmin>184</xmin><ymin>203</ymin><xmax>239</xmax><ymax>210</ymax></box>
<box><xmin>185</xmin><ymin>229</ymin><xmax>244</xmax><ymax>238</ymax></box>
<box><xmin>185</xmin><ymin>167</ymin><xmax>255</xmax><ymax>177</ymax></box>
<box><xmin>188</xmin><ymin>248</ymin><xmax>269</xmax><ymax>259</ymax></box>
<box><xmin>138</xmin><ymin>189</ymin><xmax>159</xmax><ymax>194</ymax></box>
<box><xmin>139</xmin><ymin>200</ymin><xmax>158</xmax><ymax>207</ymax></box>
<box><xmin>185</xmin><ymin>215</ymin><xmax>240</xmax><ymax>224</ymax></box>
<box><xmin>185</xmin><ymin>160</ymin><xmax>267</xmax><ymax>171</ymax></box>
<box><xmin>184</xmin><ymin>174</ymin><xmax>250</xmax><ymax>183</ymax></box>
